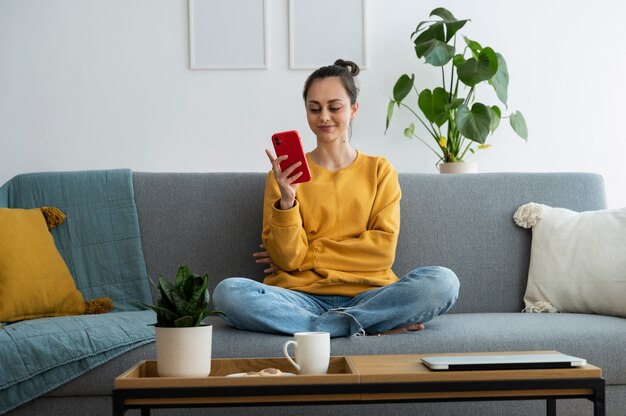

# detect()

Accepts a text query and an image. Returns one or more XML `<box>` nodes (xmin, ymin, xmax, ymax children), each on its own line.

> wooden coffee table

<box><xmin>112</xmin><ymin>351</ymin><xmax>605</xmax><ymax>416</ymax></box>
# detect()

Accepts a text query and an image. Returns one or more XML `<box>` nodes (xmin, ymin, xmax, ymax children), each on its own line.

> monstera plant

<box><xmin>385</xmin><ymin>7</ymin><xmax>528</xmax><ymax>166</ymax></box>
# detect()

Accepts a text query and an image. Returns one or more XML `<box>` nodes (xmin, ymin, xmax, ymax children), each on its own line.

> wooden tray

<box><xmin>115</xmin><ymin>356</ymin><xmax>359</xmax><ymax>389</ymax></box>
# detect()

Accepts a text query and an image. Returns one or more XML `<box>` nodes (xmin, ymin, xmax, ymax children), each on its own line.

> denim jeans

<box><xmin>213</xmin><ymin>266</ymin><xmax>460</xmax><ymax>338</ymax></box>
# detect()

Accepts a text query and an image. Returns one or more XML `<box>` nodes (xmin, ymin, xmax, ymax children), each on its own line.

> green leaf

<box><xmin>174</xmin><ymin>316</ymin><xmax>194</xmax><ymax>328</ymax></box>
<box><xmin>413</xmin><ymin>23</ymin><xmax>455</xmax><ymax>66</ymax></box>
<box><xmin>141</xmin><ymin>303</ymin><xmax>179</xmax><ymax>321</ymax></box>
<box><xmin>429</xmin><ymin>8</ymin><xmax>470</xmax><ymax>42</ymax></box>
<box><xmin>489</xmin><ymin>105</ymin><xmax>501</xmax><ymax>133</ymax></box>
<box><xmin>385</xmin><ymin>99</ymin><xmax>395</xmax><ymax>132</ymax></box>
<box><xmin>392</xmin><ymin>74</ymin><xmax>414</xmax><ymax>102</ymax></box>
<box><xmin>182</xmin><ymin>275</ymin><xmax>209</xmax><ymax>317</ymax></box>
<box><xmin>414</xmin><ymin>21</ymin><xmax>445</xmax><ymax>48</ymax></box>
<box><xmin>162</xmin><ymin>278</ymin><xmax>190</xmax><ymax>313</ymax></box>
<box><xmin>444</xmin><ymin>19</ymin><xmax>470</xmax><ymax>42</ymax></box>
<box><xmin>430</xmin><ymin>7</ymin><xmax>455</xmax><ymax>21</ymax></box>
<box><xmin>412</xmin><ymin>20</ymin><xmax>430</xmax><ymax>38</ymax></box>
<box><xmin>418</xmin><ymin>87</ymin><xmax>448</xmax><ymax>127</ymax></box>
<box><xmin>176</xmin><ymin>266</ymin><xmax>192</xmax><ymax>288</ymax></box>
<box><xmin>510</xmin><ymin>111</ymin><xmax>528</xmax><ymax>140</ymax></box>
<box><xmin>157</xmin><ymin>277</ymin><xmax>178</xmax><ymax>311</ymax></box>
<box><xmin>445</xmin><ymin>98</ymin><xmax>465</xmax><ymax>111</ymax></box>
<box><xmin>456</xmin><ymin>47</ymin><xmax>498</xmax><ymax>87</ymax></box>
<box><xmin>489</xmin><ymin>53</ymin><xmax>509</xmax><ymax>106</ymax></box>
<box><xmin>194</xmin><ymin>313</ymin><xmax>207</xmax><ymax>327</ymax></box>
<box><xmin>404</xmin><ymin>123</ymin><xmax>415</xmax><ymax>138</ymax></box>
<box><xmin>456</xmin><ymin>103</ymin><xmax>492</xmax><ymax>143</ymax></box>
<box><xmin>463</xmin><ymin>36</ymin><xmax>483</xmax><ymax>55</ymax></box>
<box><xmin>452</xmin><ymin>54</ymin><xmax>465</xmax><ymax>67</ymax></box>
<box><xmin>415</xmin><ymin>40</ymin><xmax>455</xmax><ymax>66</ymax></box>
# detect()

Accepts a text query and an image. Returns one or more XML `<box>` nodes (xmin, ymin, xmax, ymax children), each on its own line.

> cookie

<box><xmin>259</xmin><ymin>368</ymin><xmax>283</xmax><ymax>376</ymax></box>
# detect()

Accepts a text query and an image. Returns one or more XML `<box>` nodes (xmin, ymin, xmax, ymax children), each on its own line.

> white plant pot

<box><xmin>155</xmin><ymin>325</ymin><xmax>212</xmax><ymax>377</ymax></box>
<box><xmin>438</xmin><ymin>161</ymin><xmax>478</xmax><ymax>174</ymax></box>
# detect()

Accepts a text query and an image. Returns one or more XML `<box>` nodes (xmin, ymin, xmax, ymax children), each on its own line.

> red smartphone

<box><xmin>271</xmin><ymin>130</ymin><xmax>312</xmax><ymax>184</ymax></box>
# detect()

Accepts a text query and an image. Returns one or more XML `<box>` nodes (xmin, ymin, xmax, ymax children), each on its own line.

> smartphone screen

<box><xmin>271</xmin><ymin>130</ymin><xmax>312</xmax><ymax>184</ymax></box>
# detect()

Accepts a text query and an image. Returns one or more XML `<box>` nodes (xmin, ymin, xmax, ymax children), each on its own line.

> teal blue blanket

<box><xmin>0</xmin><ymin>170</ymin><xmax>155</xmax><ymax>414</ymax></box>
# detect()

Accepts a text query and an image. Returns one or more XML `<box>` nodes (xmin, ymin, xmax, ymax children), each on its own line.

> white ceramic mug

<box><xmin>282</xmin><ymin>331</ymin><xmax>330</xmax><ymax>375</ymax></box>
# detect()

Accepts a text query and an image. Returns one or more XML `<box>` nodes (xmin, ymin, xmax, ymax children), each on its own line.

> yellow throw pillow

<box><xmin>0</xmin><ymin>208</ymin><xmax>85</xmax><ymax>323</ymax></box>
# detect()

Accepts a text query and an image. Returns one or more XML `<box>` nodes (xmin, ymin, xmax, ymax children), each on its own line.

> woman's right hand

<box><xmin>253</xmin><ymin>244</ymin><xmax>280</xmax><ymax>274</ymax></box>
<box><xmin>265</xmin><ymin>149</ymin><xmax>302</xmax><ymax>210</ymax></box>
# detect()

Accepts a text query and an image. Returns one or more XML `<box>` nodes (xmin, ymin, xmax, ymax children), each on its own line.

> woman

<box><xmin>213</xmin><ymin>59</ymin><xmax>459</xmax><ymax>337</ymax></box>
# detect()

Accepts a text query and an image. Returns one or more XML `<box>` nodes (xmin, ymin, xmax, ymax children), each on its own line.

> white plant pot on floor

<box><xmin>155</xmin><ymin>325</ymin><xmax>212</xmax><ymax>377</ymax></box>
<box><xmin>438</xmin><ymin>161</ymin><xmax>478</xmax><ymax>174</ymax></box>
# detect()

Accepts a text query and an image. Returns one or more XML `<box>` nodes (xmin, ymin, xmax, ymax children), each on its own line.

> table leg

<box><xmin>111</xmin><ymin>392</ymin><xmax>125</xmax><ymax>416</ymax></box>
<box><xmin>141</xmin><ymin>408</ymin><xmax>150</xmax><ymax>416</ymax></box>
<box><xmin>591</xmin><ymin>377</ymin><xmax>606</xmax><ymax>416</ymax></box>
<box><xmin>594</xmin><ymin>388</ymin><xmax>605</xmax><ymax>416</ymax></box>
<box><xmin>546</xmin><ymin>398</ymin><xmax>556</xmax><ymax>416</ymax></box>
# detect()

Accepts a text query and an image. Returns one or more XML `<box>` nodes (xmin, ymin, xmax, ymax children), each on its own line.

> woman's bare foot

<box><xmin>378</xmin><ymin>323</ymin><xmax>425</xmax><ymax>335</ymax></box>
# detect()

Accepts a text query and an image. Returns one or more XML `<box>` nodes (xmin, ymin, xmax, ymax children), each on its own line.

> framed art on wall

<box><xmin>189</xmin><ymin>0</ymin><xmax>268</xmax><ymax>69</ymax></box>
<box><xmin>289</xmin><ymin>0</ymin><xmax>367</xmax><ymax>70</ymax></box>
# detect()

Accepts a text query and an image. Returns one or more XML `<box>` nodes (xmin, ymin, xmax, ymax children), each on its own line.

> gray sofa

<box><xmin>8</xmin><ymin>172</ymin><xmax>626</xmax><ymax>416</ymax></box>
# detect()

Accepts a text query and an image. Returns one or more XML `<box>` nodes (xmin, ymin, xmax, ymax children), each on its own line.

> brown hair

<box><xmin>302</xmin><ymin>59</ymin><xmax>360</xmax><ymax>105</ymax></box>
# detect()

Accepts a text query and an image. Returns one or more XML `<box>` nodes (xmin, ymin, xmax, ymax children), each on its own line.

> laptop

<box><xmin>421</xmin><ymin>352</ymin><xmax>586</xmax><ymax>371</ymax></box>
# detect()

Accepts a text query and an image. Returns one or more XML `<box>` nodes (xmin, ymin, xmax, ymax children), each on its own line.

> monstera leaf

<box><xmin>455</xmin><ymin>47</ymin><xmax>498</xmax><ymax>87</ymax></box>
<box><xmin>418</xmin><ymin>88</ymin><xmax>449</xmax><ymax>127</ymax></box>
<box><xmin>456</xmin><ymin>103</ymin><xmax>492</xmax><ymax>144</ymax></box>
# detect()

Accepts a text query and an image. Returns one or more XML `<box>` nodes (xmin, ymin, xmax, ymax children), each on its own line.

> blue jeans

<box><xmin>213</xmin><ymin>266</ymin><xmax>459</xmax><ymax>338</ymax></box>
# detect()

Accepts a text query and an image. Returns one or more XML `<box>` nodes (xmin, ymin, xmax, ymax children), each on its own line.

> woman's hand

<box><xmin>265</xmin><ymin>149</ymin><xmax>302</xmax><ymax>210</ymax></box>
<box><xmin>253</xmin><ymin>244</ymin><xmax>280</xmax><ymax>274</ymax></box>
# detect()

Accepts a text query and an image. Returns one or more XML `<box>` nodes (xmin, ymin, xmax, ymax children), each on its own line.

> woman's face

<box><xmin>305</xmin><ymin>77</ymin><xmax>358</xmax><ymax>143</ymax></box>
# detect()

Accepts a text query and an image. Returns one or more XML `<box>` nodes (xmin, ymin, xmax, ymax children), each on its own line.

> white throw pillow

<box><xmin>513</xmin><ymin>203</ymin><xmax>626</xmax><ymax>317</ymax></box>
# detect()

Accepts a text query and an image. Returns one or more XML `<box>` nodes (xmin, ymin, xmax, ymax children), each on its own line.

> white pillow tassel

<box><xmin>513</xmin><ymin>203</ymin><xmax>545</xmax><ymax>228</ymax></box>
<box><xmin>523</xmin><ymin>301</ymin><xmax>560</xmax><ymax>313</ymax></box>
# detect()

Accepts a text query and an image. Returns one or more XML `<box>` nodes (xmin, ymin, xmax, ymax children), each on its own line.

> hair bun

<box><xmin>334</xmin><ymin>59</ymin><xmax>360</xmax><ymax>76</ymax></box>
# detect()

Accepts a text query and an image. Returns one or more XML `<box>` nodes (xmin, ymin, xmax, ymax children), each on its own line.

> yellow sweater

<box><xmin>262</xmin><ymin>151</ymin><xmax>401</xmax><ymax>297</ymax></box>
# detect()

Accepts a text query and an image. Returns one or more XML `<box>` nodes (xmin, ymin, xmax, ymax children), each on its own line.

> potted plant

<box><xmin>385</xmin><ymin>7</ymin><xmax>528</xmax><ymax>173</ymax></box>
<box><xmin>143</xmin><ymin>266</ymin><xmax>223</xmax><ymax>377</ymax></box>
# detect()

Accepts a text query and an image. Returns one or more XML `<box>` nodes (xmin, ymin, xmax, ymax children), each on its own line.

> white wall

<box><xmin>1</xmin><ymin>0</ymin><xmax>625</xmax><ymax>207</ymax></box>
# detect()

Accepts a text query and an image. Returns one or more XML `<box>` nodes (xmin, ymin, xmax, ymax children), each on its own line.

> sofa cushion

<box><xmin>514</xmin><ymin>203</ymin><xmax>626</xmax><ymax>317</ymax></box>
<box><xmin>51</xmin><ymin>312</ymin><xmax>626</xmax><ymax>400</ymax></box>
<box><xmin>0</xmin><ymin>208</ymin><xmax>85</xmax><ymax>323</ymax></box>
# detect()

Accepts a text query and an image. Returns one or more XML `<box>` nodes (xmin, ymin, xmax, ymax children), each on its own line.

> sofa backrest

<box><xmin>133</xmin><ymin>172</ymin><xmax>606</xmax><ymax>314</ymax></box>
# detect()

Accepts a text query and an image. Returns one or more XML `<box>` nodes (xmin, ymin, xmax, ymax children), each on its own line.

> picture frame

<box><xmin>289</xmin><ymin>0</ymin><xmax>367</xmax><ymax>70</ymax></box>
<box><xmin>189</xmin><ymin>0</ymin><xmax>268</xmax><ymax>69</ymax></box>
